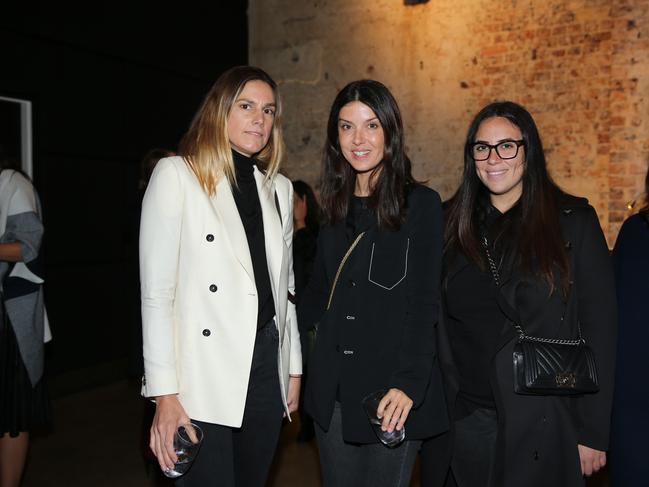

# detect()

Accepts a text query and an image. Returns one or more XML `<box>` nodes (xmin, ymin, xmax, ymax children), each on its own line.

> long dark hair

<box><xmin>319</xmin><ymin>80</ymin><xmax>416</xmax><ymax>230</ymax></box>
<box><xmin>445</xmin><ymin>101</ymin><xmax>569</xmax><ymax>294</ymax></box>
<box><xmin>292</xmin><ymin>179</ymin><xmax>321</xmax><ymax>235</ymax></box>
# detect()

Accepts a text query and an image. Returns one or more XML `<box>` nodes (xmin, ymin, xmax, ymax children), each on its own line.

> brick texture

<box><xmin>249</xmin><ymin>0</ymin><xmax>649</xmax><ymax>245</ymax></box>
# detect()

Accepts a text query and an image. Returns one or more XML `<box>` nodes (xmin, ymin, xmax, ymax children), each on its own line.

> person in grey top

<box><xmin>0</xmin><ymin>148</ymin><xmax>49</xmax><ymax>487</ymax></box>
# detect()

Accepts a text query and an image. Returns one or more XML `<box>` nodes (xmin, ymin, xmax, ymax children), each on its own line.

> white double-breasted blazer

<box><xmin>139</xmin><ymin>156</ymin><xmax>301</xmax><ymax>427</ymax></box>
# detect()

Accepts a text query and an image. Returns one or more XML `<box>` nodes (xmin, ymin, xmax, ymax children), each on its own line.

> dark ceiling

<box><xmin>1</xmin><ymin>2</ymin><xmax>250</xmax><ymax>380</ymax></box>
<box><xmin>7</xmin><ymin>2</ymin><xmax>248</xmax><ymax>83</ymax></box>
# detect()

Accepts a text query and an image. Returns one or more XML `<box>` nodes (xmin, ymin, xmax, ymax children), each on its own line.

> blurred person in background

<box><xmin>0</xmin><ymin>147</ymin><xmax>50</xmax><ymax>487</ymax></box>
<box><xmin>610</xmin><ymin>165</ymin><xmax>649</xmax><ymax>486</ymax></box>
<box><xmin>292</xmin><ymin>179</ymin><xmax>320</xmax><ymax>442</ymax></box>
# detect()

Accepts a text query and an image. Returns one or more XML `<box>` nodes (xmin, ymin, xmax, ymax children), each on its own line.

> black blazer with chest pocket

<box><xmin>298</xmin><ymin>184</ymin><xmax>450</xmax><ymax>443</ymax></box>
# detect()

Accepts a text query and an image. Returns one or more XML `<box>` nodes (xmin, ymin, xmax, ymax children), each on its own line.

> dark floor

<box><xmin>22</xmin><ymin>380</ymin><xmax>324</xmax><ymax>487</ymax></box>
<box><xmin>21</xmin><ymin>381</ymin><xmax>609</xmax><ymax>486</ymax></box>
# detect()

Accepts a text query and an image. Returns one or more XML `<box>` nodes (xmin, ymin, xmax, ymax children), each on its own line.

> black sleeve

<box><xmin>389</xmin><ymin>189</ymin><xmax>444</xmax><ymax>408</ymax></box>
<box><xmin>574</xmin><ymin>207</ymin><xmax>617</xmax><ymax>451</ymax></box>
<box><xmin>296</xmin><ymin>229</ymin><xmax>329</xmax><ymax>334</ymax></box>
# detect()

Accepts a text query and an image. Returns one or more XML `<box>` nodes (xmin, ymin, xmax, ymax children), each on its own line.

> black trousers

<box><xmin>449</xmin><ymin>408</ymin><xmax>497</xmax><ymax>487</ymax></box>
<box><xmin>315</xmin><ymin>402</ymin><xmax>421</xmax><ymax>487</ymax></box>
<box><xmin>176</xmin><ymin>321</ymin><xmax>284</xmax><ymax>487</ymax></box>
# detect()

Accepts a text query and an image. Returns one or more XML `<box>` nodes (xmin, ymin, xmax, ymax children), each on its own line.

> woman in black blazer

<box><xmin>298</xmin><ymin>80</ymin><xmax>448</xmax><ymax>487</ymax></box>
<box><xmin>422</xmin><ymin>101</ymin><xmax>616</xmax><ymax>487</ymax></box>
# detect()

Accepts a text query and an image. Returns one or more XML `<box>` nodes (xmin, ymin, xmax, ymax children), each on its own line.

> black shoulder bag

<box><xmin>482</xmin><ymin>235</ymin><xmax>599</xmax><ymax>395</ymax></box>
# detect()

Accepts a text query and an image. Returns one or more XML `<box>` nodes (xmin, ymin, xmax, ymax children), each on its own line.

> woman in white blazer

<box><xmin>140</xmin><ymin>66</ymin><xmax>301</xmax><ymax>487</ymax></box>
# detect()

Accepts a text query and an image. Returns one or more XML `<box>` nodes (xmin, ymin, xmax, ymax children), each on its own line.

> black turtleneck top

<box><xmin>231</xmin><ymin>150</ymin><xmax>275</xmax><ymax>330</ymax></box>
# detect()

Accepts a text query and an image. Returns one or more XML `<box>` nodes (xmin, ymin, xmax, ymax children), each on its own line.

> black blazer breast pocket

<box><xmin>367</xmin><ymin>235</ymin><xmax>410</xmax><ymax>291</ymax></box>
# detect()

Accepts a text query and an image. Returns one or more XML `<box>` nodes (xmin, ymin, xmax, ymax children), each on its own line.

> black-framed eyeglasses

<box><xmin>470</xmin><ymin>139</ymin><xmax>525</xmax><ymax>161</ymax></box>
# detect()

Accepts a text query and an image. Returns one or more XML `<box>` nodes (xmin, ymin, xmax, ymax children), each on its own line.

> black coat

<box><xmin>428</xmin><ymin>195</ymin><xmax>617</xmax><ymax>487</ymax></box>
<box><xmin>298</xmin><ymin>185</ymin><xmax>449</xmax><ymax>443</ymax></box>
<box><xmin>610</xmin><ymin>212</ymin><xmax>649</xmax><ymax>485</ymax></box>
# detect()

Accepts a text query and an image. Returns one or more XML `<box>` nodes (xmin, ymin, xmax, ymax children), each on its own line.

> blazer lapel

<box><xmin>211</xmin><ymin>177</ymin><xmax>255</xmax><ymax>283</ymax></box>
<box><xmin>254</xmin><ymin>168</ymin><xmax>283</xmax><ymax>294</ymax></box>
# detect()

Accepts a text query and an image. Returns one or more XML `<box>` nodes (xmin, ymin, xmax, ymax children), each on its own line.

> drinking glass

<box><xmin>361</xmin><ymin>390</ymin><xmax>406</xmax><ymax>447</ymax></box>
<box><xmin>163</xmin><ymin>423</ymin><xmax>204</xmax><ymax>478</ymax></box>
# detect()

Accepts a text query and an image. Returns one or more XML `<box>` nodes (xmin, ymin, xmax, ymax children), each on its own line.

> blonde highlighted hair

<box><xmin>179</xmin><ymin>66</ymin><xmax>284</xmax><ymax>196</ymax></box>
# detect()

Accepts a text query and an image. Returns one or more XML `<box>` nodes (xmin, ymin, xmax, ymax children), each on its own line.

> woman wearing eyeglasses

<box><xmin>421</xmin><ymin>101</ymin><xmax>616</xmax><ymax>487</ymax></box>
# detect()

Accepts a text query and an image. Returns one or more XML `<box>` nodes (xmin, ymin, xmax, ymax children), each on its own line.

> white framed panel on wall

<box><xmin>0</xmin><ymin>95</ymin><xmax>33</xmax><ymax>178</ymax></box>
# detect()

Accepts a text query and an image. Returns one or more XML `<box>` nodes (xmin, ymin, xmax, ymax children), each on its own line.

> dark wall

<box><xmin>1</xmin><ymin>3</ymin><xmax>248</xmax><ymax>380</ymax></box>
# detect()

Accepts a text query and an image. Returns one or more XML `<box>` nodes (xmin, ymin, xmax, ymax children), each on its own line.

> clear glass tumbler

<box><xmin>361</xmin><ymin>390</ymin><xmax>406</xmax><ymax>448</ymax></box>
<box><xmin>163</xmin><ymin>423</ymin><xmax>204</xmax><ymax>478</ymax></box>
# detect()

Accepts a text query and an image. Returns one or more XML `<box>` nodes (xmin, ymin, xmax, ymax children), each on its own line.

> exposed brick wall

<box><xmin>249</xmin><ymin>0</ymin><xmax>649</xmax><ymax>245</ymax></box>
<box><xmin>608</xmin><ymin>1</ymin><xmax>649</xmax><ymax>232</ymax></box>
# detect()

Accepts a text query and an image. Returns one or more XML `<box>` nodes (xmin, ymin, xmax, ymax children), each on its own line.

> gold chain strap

<box><xmin>326</xmin><ymin>232</ymin><xmax>366</xmax><ymax>310</ymax></box>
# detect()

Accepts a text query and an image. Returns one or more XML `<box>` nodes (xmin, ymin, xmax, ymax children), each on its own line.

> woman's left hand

<box><xmin>285</xmin><ymin>376</ymin><xmax>301</xmax><ymax>417</ymax></box>
<box><xmin>377</xmin><ymin>388</ymin><xmax>413</xmax><ymax>433</ymax></box>
<box><xmin>578</xmin><ymin>444</ymin><xmax>606</xmax><ymax>476</ymax></box>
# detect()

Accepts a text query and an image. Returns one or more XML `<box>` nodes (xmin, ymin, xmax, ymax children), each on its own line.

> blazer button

<box><xmin>343</xmin><ymin>350</ymin><xmax>354</xmax><ymax>355</ymax></box>
<box><xmin>346</xmin><ymin>315</ymin><xmax>355</xmax><ymax>320</ymax></box>
<box><xmin>348</xmin><ymin>279</ymin><xmax>356</xmax><ymax>287</ymax></box>
<box><xmin>209</xmin><ymin>284</ymin><xmax>218</xmax><ymax>292</ymax></box>
<box><xmin>206</xmin><ymin>234</ymin><xmax>214</xmax><ymax>242</ymax></box>
<box><xmin>202</xmin><ymin>329</ymin><xmax>211</xmax><ymax>337</ymax></box>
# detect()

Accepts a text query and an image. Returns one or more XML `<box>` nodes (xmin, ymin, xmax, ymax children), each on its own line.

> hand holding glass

<box><xmin>163</xmin><ymin>423</ymin><xmax>204</xmax><ymax>478</ymax></box>
<box><xmin>361</xmin><ymin>390</ymin><xmax>405</xmax><ymax>447</ymax></box>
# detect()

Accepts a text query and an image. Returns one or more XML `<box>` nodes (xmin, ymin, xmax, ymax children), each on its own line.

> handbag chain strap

<box><xmin>326</xmin><ymin>232</ymin><xmax>366</xmax><ymax>311</ymax></box>
<box><xmin>481</xmin><ymin>235</ymin><xmax>584</xmax><ymax>346</ymax></box>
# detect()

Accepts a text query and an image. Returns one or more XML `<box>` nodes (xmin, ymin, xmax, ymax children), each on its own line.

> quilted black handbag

<box><xmin>483</xmin><ymin>236</ymin><xmax>599</xmax><ymax>396</ymax></box>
